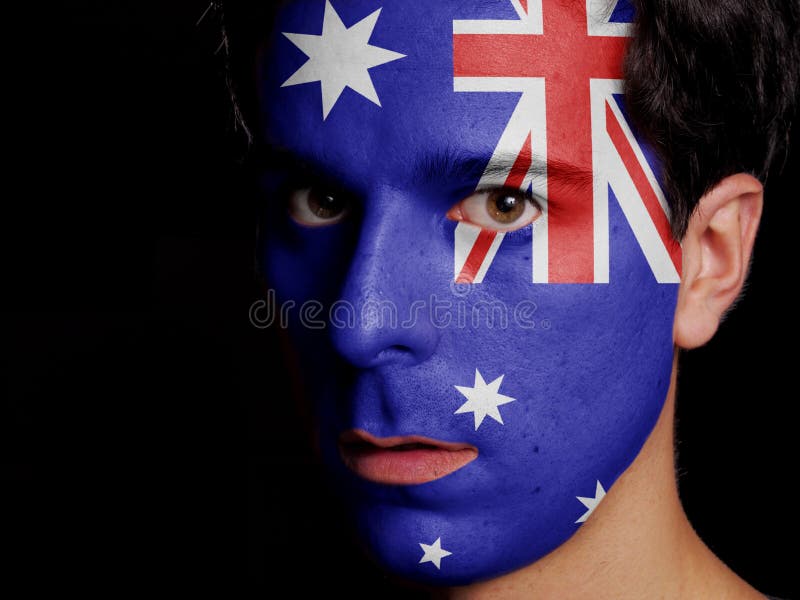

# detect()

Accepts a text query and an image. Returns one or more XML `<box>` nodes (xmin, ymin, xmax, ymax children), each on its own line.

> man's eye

<box><xmin>446</xmin><ymin>189</ymin><xmax>542</xmax><ymax>232</ymax></box>
<box><xmin>288</xmin><ymin>187</ymin><xmax>351</xmax><ymax>226</ymax></box>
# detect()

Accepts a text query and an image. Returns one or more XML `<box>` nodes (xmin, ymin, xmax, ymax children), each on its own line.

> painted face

<box><xmin>258</xmin><ymin>0</ymin><xmax>680</xmax><ymax>585</ymax></box>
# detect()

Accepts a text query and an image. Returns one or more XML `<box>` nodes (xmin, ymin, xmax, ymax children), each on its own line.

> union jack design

<box><xmin>452</xmin><ymin>0</ymin><xmax>681</xmax><ymax>284</ymax></box>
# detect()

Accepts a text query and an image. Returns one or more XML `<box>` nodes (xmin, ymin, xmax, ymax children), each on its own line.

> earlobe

<box><xmin>673</xmin><ymin>174</ymin><xmax>763</xmax><ymax>349</ymax></box>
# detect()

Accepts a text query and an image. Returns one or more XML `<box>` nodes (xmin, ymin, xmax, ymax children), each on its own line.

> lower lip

<box><xmin>339</xmin><ymin>444</ymin><xmax>478</xmax><ymax>485</ymax></box>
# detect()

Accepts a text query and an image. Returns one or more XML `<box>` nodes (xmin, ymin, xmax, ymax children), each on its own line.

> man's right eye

<box><xmin>288</xmin><ymin>187</ymin><xmax>351</xmax><ymax>227</ymax></box>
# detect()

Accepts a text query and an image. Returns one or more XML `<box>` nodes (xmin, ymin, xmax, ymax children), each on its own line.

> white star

<box><xmin>454</xmin><ymin>369</ymin><xmax>517</xmax><ymax>430</ymax></box>
<box><xmin>575</xmin><ymin>480</ymin><xmax>606</xmax><ymax>523</ymax></box>
<box><xmin>418</xmin><ymin>537</ymin><xmax>452</xmax><ymax>570</ymax></box>
<box><xmin>281</xmin><ymin>0</ymin><xmax>406</xmax><ymax>119</ymax></box>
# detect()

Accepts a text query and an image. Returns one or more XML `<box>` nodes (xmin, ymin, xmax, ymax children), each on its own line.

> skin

<box><xmin>438</xmin><ymin>174</ymin><xmax>765</xmax><ymax>599</ymax></box>
<box><xmin>257</xmin><ymin>2</ymin><xmax>769</xmax><ymax>594</ymax></box>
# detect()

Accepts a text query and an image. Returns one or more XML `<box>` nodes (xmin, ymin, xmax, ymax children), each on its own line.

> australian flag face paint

<box><xmin>259</xmin><ymin>0</ymin><xmax>679</xmax><ymax>585</ymax></box>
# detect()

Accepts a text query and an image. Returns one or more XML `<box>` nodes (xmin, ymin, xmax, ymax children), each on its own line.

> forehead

<box><xmin>258</xmin><ymin>0</ymin><xmax>612</xmax><ymax>192</ymax></box>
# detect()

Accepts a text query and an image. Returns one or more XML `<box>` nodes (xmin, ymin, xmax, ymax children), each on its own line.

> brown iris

<box><xmin>307</xmin><ymin>189</ymin><xmax>348</xmax><ymax>219</ymax></box>
<box><xmin>486</xmin><ymin>191</ymin><xmax>526</xmax><ymax>224</ymax></box>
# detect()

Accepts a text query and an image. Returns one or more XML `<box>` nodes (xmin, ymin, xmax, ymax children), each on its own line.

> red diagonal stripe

<box><xmin>506</xmin><ymin>132</ymin><xmax>533</xmax><ymax>190</ymax></box>
<box><xmin>457</xmin><ymin>230</ymin><xmax>498</xmax><ymax>283</ymax></box>
<box><xmin>606</xmin><ymin>101</ymin><xmax>682</xmax><ymax>273</ymax></box>
<box><xmin>455</xmin><ymin>134</ymin><xmax>534</xmax><ymax>283</ymax></box>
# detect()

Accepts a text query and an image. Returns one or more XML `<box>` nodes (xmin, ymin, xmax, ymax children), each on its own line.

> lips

<box><xmin>338</xmin><ymin>429</ymin><xmax>478</xmax><ymax>485</ymax></box>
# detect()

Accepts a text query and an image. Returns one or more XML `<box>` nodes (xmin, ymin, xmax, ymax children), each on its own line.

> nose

<box><xmin>330</xmin><ymin>187</ymin><xmax>442</xmax><ymax>369</ymax></box>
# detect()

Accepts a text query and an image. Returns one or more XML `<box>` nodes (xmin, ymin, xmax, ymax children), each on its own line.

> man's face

<box><xmin>259</xmin><ymin>0</ymin><xmax>678</xmax><ymax>584</ymax></box>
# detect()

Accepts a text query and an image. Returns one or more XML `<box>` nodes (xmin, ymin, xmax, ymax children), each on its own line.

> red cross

<box><xmin>454</xmin><ymin>0</ymin><xmax>628</xmax><ymax>283</ymax></box>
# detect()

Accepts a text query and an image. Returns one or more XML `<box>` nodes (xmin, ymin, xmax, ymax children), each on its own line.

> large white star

<box><xmin>281</xmin><ymin>0</ymin><xmax>406</xmax><ymax>119</ymax></box>
<box><xmin>454</xmin><ymin>369</ymin><xmax>517</xmax><ymax>430</ymax></box>
<box><xmin>418</xmin><ymin>537</ymin><xmax>452</xmax><ymax>570</ymax></box>
<box><xmin>575</xmin><ymin>480</ymin><xmax>606</xmax><ymax>523</ymax></box>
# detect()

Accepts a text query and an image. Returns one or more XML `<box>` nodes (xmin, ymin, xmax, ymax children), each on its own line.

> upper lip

<box><xmin>338</xmin><ymin>429</ymin><xmax>476</xmax><ymax>452</ymax></box>
<box><xmin>338</xmin><ymin>428</ymin><xmax>479</xmax><ymax>484</ymax></box>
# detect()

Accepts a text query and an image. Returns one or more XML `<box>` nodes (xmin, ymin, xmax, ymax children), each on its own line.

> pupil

<box><xmin>486</xmin><ymin>191</ymin><xmax>526</xmax><ymax>224</ymax></box>
<box><xmin>309</xmin><ymin>189</ymin><xmax>347</xmax><ymax>219</ymax></box>
<box><xmin>320</xmin><ymin>195</ymin><xmax>339</xmax><ymax>209</ymax></box>
<box><xmin>495</xmin><ymin>195</ymin><xmax>518</xmax><ymax>213</ymax></box>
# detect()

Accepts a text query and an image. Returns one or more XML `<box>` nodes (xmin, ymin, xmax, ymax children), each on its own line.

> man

<box><xmin>227</xmin><ymin>0</ymin><xmax>798</xmax><ymax>596</ymax></box>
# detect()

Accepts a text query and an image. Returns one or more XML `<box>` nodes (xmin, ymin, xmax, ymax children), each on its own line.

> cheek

<box><xmin>262</xmin><ymin>219</ymin><xmax>358</xmax><ymax>304</ymax></box>
<box><xmin>451</xmin><ymin>223</ymin><xmax>678</xmax><ymax>472</ymax></box>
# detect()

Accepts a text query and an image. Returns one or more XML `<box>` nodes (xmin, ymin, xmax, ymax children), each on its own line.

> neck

<box><xmin>437</xmin><ymin>358</ymin><xmax>762</xmax><ymax>600</ymax></box>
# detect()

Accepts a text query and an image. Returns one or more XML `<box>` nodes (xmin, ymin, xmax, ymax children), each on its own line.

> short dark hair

<box><xmin>625</xmin><ymin>0</ymin><xmax>800</xmax><ymax>237</ymax></box>
<box><xmin>218</xmin><ymin>0</ymin><xmax>800</xmax><ymax>238</ymax></box>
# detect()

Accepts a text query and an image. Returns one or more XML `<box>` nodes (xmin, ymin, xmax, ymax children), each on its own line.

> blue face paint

<box><xmin>258</xmin><ymin>0</ymin><xmax>677</xmax><ymax>585</ymax></box>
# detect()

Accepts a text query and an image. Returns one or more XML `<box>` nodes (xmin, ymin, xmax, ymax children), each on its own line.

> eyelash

<box><xmin>448</xmin><ymin>185</ymin><xmax>545</xmax><ymax>233</ymax></box>
<box><xmin>500</xmin><ymin>219</ymin><xmax>537</xmax><ymax>244</ymax></box>
<box><xmin>474</xmin><ymin>186</ymin><xmax>544</xmax><ymax>209</ymax></box>
<box><xmin>269</xmin><ymin>164</ymin><xmax>545</xmax><ymax>234</ymax></box>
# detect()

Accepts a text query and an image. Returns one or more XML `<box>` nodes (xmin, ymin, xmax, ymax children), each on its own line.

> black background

<box><xmin>3</xmin><ymin>2</ymin><xmax>796</xmax><ymax>597</ymax></box>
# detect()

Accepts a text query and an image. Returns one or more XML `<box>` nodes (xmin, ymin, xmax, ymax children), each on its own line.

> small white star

<box><xmin>418</xmin><ymin>537</ymin><xmax>452</xmax><ymax>570</ymax></box>
<box><xmin>575</xmin><ymin>480</ymin><xmax>606</xmax><ymax>523</ymax></box>
<box><xmin>454</xmin><ymin>369</ymin><xmax>517</xmax><ymax>430</ymax></box>
<box><xmin>281</xmin><ymin>0</ymin><xmax>406</xmax><ymax>119</ymax></box>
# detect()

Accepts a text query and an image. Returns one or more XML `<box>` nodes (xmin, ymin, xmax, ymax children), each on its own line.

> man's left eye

<box><xmin>446</xmin><ymin>188</ymin><xmax>542</xmax><ymax>232</ymax></box>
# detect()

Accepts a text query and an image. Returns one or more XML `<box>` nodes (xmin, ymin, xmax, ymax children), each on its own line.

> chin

<box><xmin>318</xmin><ymin>432</ymin><xmax>635</xmax><ymax>586</ymax></box>
<box><xmin>344</xmin><ymin>492</ymin><xmax>573</xmax><ymax>586</ymax></box>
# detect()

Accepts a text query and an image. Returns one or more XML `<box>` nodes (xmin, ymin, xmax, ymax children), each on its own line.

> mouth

<box><xmin>338</xmin><ymin>429</ymin><xmax>478</xmax><ymax>485</ymax></box>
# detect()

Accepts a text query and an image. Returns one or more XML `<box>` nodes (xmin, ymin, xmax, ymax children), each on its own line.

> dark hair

<box><xmin>217</xmin><ymin>0</ymin><xmax>800</xmax><ymax>238</ymax></box>
<box><xmin>625</xmin><ymin>0</ymin><xmax>800</xmax><ymax>237</ymax></box>
<box><xmin>212</xmin><ymin>1</ymin><xmax>281</xmax><ymax>148</ymax></box>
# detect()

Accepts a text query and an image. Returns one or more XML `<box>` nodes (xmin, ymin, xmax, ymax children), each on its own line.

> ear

<box><xmin>673</xmin><ymin>174</ymin><xmax>763</xmax><ymax>349</ymax></box>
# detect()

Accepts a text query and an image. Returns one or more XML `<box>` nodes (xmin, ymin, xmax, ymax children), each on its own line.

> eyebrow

<box><xmin>414</xmin><ymin>148</ymin><xmax>547</xmax><ymax>187</ymax></box>
<box><xmin>256</xmin><ymin>145</ymin><xmax>316</xmax><ymax>173</ymax></box>
<box><xmin>416</xmin><ymin>148</ymin><xmax>594</xmax><ymax>192</ymax></box>
<box><xmin>258</xmin><ymin>145</ymin><xmax>593</xmax><ymax>193</ymax></box>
